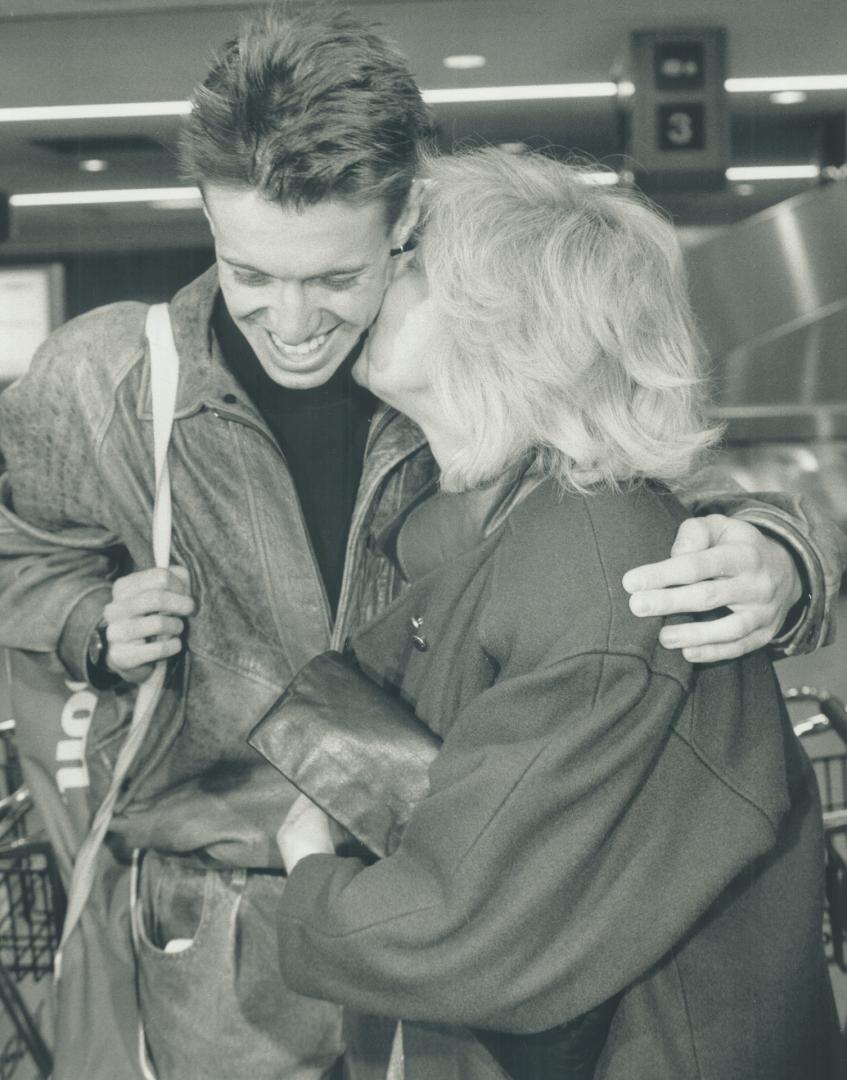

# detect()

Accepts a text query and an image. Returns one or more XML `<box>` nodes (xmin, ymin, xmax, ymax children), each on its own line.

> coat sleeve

<box><xmin>275</xmin><ymin>647</ymin><xmax>781</xmax><ymax>1033</ymax></box>
<box><xmin>0</xmin><ymin>319</ymin><xmax>127</xmax><ymax>680</ymax></box>
<box><xmin>675</xmin><ymin>463</ymin><xmax>846</xmax><ymax>656</ymax></box>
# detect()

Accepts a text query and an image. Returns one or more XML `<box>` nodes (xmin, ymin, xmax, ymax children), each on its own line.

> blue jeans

<box><xmin>133</xmin><ymin>851</ymin><xmax>343</xmax><ymax>1079</ymax></box>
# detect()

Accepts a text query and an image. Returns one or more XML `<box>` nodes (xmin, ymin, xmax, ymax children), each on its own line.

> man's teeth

<box><xmin>270</xmin><ymin>330</ymin><xmax>328</xmax><ymax>356</ymax></box>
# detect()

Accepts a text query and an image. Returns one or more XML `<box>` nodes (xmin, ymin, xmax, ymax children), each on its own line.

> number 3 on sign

<box><xmin>657</xmin><ymin>102</ymin><xmax>705</xmax><ymax>152</ymax></box>
<box><xmin>667</xmin><ymin>111</ymin><xmax>694</xmax><ymax>146</ymax></box>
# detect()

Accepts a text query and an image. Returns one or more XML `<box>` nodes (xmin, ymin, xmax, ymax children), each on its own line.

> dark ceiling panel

<box><xmin>30</xmin><ymin>135</ymin><xmax>166</xmax><ymax>156</ymax></box>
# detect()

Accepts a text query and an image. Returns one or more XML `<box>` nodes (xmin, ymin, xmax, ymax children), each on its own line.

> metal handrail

<box><xmin>788</xmin><ymin>687</ymin><xmax>847</xmax><ymax>746</ymax></box>
<box><xmin>0</xmin><ymin>786</ymin><xmax>32</xmax><ymax>843</ymax></box>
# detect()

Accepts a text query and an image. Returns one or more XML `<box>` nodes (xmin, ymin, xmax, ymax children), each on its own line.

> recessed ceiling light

<box><xmin>79</xmin><ymin>159</ymin><xmax>109</xmax><ymax>173</ymax></box>
<box><xmin>443</xmin><ymin>55</ymin><xmax>486</xmax><ymax>71</ymax></box>
<box><xmin>735</xmin><ymin>183</ymin><xmax>756</xmax><ymax>197</ymax></box>
<box><xmin>769</xmin><ymin>90</ymin><xmax>807</xmax><ymax>105</ymax></box>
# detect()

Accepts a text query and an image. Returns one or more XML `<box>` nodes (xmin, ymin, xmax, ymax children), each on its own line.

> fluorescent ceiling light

<box><xmin>726</xmin><ymin>165</ymin><xmax>820</xmax><ymax>181</ymax></box>
<box><xmin>422</xmin><ymin>82</ymin><xmax>618</xmax><ymax>104</ymax></box>
<box><xmin>10</xmin><ymin>186</ymin><xmax>201</xmax><ymax>207</ymax></box>
<box><xmin>443</xmin><ymin>55</ymin><xmax>486</xmax><ymax>71</ymax></box>
<box><xmin>1</xmin><ymin>75</ymin><xmax>845</xmax><ymax>123</ymax></box>
<box><xmin>12</xmin><ymin>177</ymin><xmax>618</xmax><ymax>209</ymax></box>
<box><xmin>726</xmin><ymin>75</ymin><xmax>847</xmax><ymax>93</ymax></box>
<box><xmin>153</xmin><ymin>198</ymin><xmax>204</xmax><ymax>210</ymax></box>
<box><xmin>12</xmin><ymin>167</ymin><xmax>816</xmax><ymax>208</ymax></box>
<box><xmin>0</xmin><ymin>101</ymin><xmax>191</xmax><ymax>123</ymax></box>
<box><xmin>79</xmin><ymin>159</ymin><xmax>109</xmax><ymax>173</ymax></box>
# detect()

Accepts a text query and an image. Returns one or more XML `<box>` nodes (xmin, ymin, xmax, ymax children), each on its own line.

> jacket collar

<box><xmin>378</xmin><ymin>459</ymin><xmax>547</xmax><ymax>582</ymax></box>
<box><xmin>135</xmin><ymin>266</ymin><xmax>432</xmax><ymax>484</ymax></box>
<box><xmin>137</xmin><ymin>265</ymin><xmax>244</xmax><ymax>422</ymax></box>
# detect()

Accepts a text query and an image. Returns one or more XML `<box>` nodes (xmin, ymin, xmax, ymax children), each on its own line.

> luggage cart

<box><xmin>0</xmin><ymin>718</ymin><xmax>62</xmax><ymax>1080</ymax></box>
<box><xmin>788</xmin><ymin>687</ymin><xmax>847</xmax><ymax>972</ymax></box>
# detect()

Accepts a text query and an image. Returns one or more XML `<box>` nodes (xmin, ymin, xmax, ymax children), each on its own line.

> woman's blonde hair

<box><xmin>416</xmin><ymin>148</ymin><xmax>720</xmax><ymax>492</ymax></box>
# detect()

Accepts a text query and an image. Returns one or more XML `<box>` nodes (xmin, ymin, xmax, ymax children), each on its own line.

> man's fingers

<box><xmin>623</xmin><ymin>512</ymin><xmax>798</xmax><ymax>661</ymax></box>
<box><xmin>680</xmin><ymin>630</ymin><xmax>773</xmax><ymax>664</ymax></box>
<box><xmin>622</xmin><ymin>545</ymin><xmax>735</xmax><ymax>594</ymax></box>
<box><xmin>628</xmin><ymin>574</ymin><xmax>758</xmax><ymax>618</ymax></box>
<box><xmin>658</xmin><ymin>610</ymin><xmax>764</xmax><ymax>651</ymax></box>
<box><xmin>112</xmin><ymin>566</ymin><xmax>192</xmax><ymax>601</ymax></box>
<box><xmin>668</xmin><ymin>515</ymin><xmax>714</xmax><ymax>556</ymax></box>
<box><xmin>104</xmin><ymin>588</ymin><xmax>194</xmax><ymax>623</ymax></box>
<box><xmin>104</xmin><ymin>567</ymin><xmax>192</xmax><ymax>683</ymax></box>
<box><xmin>108</xmin><ymin>636</ymin><xmax>183</xmax><ymax>672</ymax></box>
<box><xmin>106</xmin><ymin>614</ymin><xmax>185</xmax><ymax>645</ymax></box>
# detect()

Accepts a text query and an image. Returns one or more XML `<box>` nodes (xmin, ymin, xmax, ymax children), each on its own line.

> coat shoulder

<box><xmin>485</xmin><ymin>480</ymin><xmax>690</xmax><ymax>670</ymax></box>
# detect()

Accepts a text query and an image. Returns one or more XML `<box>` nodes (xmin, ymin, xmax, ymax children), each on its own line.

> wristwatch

<box><xmin>85</xmin><ymin>619</ymin><xmax>121</xmax><ymax>688</ymax></box>
<box><xmin>86</xmin><ymin>619</ymin><xmax>108</xmax><ymax>669</ymax></box>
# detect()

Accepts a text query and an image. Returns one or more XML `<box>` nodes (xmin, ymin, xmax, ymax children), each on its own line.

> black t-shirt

<box><xmin>212</xmin><ymin>295</ymin><xmax>378</xmax><ymax>619</ymax></box>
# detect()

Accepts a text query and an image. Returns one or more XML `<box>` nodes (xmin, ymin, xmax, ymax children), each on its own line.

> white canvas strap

<box><xmin>147</xmin><ymin>303</ymin><xmax>178</xmax><ymax>569</ymax></box>
<box><xmin>55</xmin><ymin>303</ymin><xmax>179</xmax><ymax>981</ymax></box>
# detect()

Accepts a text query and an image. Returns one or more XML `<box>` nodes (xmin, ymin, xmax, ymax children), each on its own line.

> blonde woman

<box><xmin>255</xmin><ymin>150</ymin><xmax>839</xmax><ymax>1080</ymax></box>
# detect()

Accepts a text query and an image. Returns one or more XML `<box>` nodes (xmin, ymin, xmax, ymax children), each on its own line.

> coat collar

<box><xmin>377</xmin><ymin>460</ymin><xmax>547</xmax><ymax>582</ymax></box>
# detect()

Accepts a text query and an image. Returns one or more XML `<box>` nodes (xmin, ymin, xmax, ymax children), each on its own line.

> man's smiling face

<box><xmin>205</xmin><ymin>185</ymin><xmax>411</xmax><ymax>389</ymax></box>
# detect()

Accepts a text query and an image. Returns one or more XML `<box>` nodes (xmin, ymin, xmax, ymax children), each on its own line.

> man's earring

<box><xmin>390</xmin><ymin>238</ymin><xmax>417</xmax><ymax>257</ymax></box>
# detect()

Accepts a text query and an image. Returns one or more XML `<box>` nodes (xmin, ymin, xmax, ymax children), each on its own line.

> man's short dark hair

<box><xmin>179</xmin><ymin>5</ymin><xmax>435</xmax><ymax>226</ymax></box>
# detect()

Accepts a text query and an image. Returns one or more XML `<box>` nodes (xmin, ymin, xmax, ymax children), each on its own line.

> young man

<box><xmin>0</xmin><ymin>8</ymin><xmax>842</xmax><ymax>1079</ymax></box>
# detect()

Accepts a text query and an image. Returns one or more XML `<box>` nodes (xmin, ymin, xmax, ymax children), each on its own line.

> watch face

<box><xmin>87</xmin><ymin>622</ymin><xmax>106</xmax><ymax>669</ymax></box>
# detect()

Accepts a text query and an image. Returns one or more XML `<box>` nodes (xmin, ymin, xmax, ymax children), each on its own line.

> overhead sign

<box><xmin>628</xmin><ymin>28</ymin><xmax>729</xmax><ymax>191</ymax></box>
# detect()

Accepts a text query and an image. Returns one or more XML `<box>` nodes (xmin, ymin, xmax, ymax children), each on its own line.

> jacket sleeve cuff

<box><xmin>731</xmin><ymin>507</ymin><xmax>826</xmax><ymax>658</ymax></box>
<box><xmin>57</xmin><ymin>585</ymin><xmax>113</xmax><ymax>682</ymax></box>
<box><xmin>249</xmin><ymin>651</ymin><xmax>441</xmax><ymax>858</ymax></box>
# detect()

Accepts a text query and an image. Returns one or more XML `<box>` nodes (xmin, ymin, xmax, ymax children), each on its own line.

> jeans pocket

<box><xmin>135</xmin><ymin>855</ymin><xmax>342</xmax><ymax>1080</ymax></box>
<box><xmin>135</xmin><ymin>850</ymin><xmax>212</xmax><ymax>956</ymax></box>
<box><xmin>135</xmin><ymin>854</ymin><xmax>243</xmax><ymax>1079</ymax></box>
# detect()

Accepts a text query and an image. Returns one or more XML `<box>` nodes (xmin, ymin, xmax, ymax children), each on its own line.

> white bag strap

<box><xmin>55</xmin><ymin>303</ymin><xmax>180</xmax><ymax>980</ymax></box>
<box><xmin>147</xmin><ymin>303</ymin><xmax>179</xmax><ymax>569</ymax></box>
